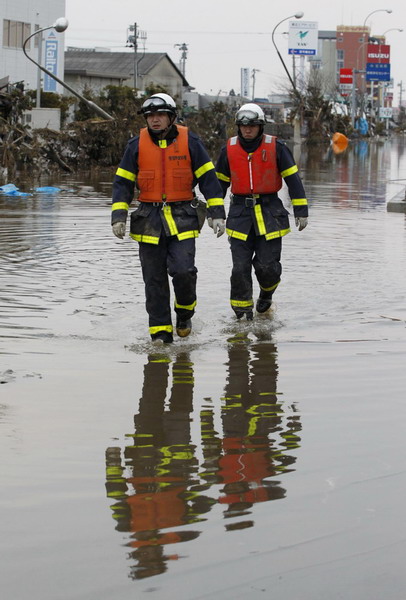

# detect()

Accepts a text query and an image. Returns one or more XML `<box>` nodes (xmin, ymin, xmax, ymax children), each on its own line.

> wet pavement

<box><xmin>1</xmin><ymin>137</ymin><xmax>406</xmax><ymax>599</ymax></box>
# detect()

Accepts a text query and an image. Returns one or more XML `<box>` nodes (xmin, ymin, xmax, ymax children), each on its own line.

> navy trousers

<box><xmin>138</xmin><ymin>235</ymin><xmax>197</xmax><ymax>331</ymax></box>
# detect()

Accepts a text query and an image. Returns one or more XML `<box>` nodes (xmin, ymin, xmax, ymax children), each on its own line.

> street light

<box><xmin>23</xmin><ymin>18</ymin><xmax>113</xmax><ymax>120</ymax></box>
<box><xmin>271</xmin><ymin>11</ymin><xmax>304</xmax><ymax>95</ymax></box>
<box><xmin>363</xmin><ymin>9</ymin><xmax>392</xmax><ymax>28</ymax></box>
<box><xmin>382</xmin><ymin>28</ymin><xmax>403</xmax><ymax>36</ymax></box>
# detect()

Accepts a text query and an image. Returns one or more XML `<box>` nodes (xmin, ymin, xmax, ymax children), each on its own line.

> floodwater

<box><xmin>1</xmin><ymin>137</ymin><xmax>406</xmax><ymax>600</ymax></box>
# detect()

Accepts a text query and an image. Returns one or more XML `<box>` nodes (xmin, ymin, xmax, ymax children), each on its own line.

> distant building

<box><xmin>308</xmin><ymin>30</ymin><xmax>337</xmax><ymax>85</ymax></box>
<box><xmin>64</xmin><ymin>49</ymin><xmax>189</xmax><ymax>99</ymax></box>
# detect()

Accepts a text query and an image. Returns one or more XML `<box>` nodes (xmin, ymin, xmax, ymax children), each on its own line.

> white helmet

<box><xmin>139</xmin><ymin>93</ymin><xmax>177</xmax><ymax>116</ymax></box>
<box><xmin>235</xmin><ymin>103</ymin><xmax>265</xmax><ymax>125</ymax></box>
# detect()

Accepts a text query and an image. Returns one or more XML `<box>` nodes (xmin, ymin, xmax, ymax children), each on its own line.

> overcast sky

<box><xmin>64</xmin><ymin>0</ymin><xmax>406</xmax><ymax>105</ymax></box>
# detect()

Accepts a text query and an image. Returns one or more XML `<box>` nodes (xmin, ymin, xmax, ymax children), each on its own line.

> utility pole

<box><xmin>399</xmin><ymin>81</ymin><xmax>404</xmax><ymax>107</ymax></box>
<box><xmin>128</xmin><ymin>23</ymin><xmax>138</xmax><ymax>89</ymax></box>
<box><xmin>174</xmin><ymin>43</ymin><xmax>188</xmax><ymax>77</ymax></box>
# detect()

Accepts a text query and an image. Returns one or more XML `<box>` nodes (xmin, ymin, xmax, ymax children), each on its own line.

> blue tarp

<box><xmin>0</xmin><ymin>184</ymin><xmax>63</xmax><ymax>197</ymax></box>
<box><xmin>35</xmin><ymin>186</ymin><xmax>62</xmax><ymax>193</ymax></box>
<box><xmin>0</xmin><ymin>184</ymin><xmax>31</xmax><ymax>197</ymax></box>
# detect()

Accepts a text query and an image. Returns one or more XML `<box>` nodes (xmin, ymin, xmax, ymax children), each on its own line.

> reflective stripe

<box><xmin>291</xmin><ymin>198</ymin><xmax>308</xmax><ymax>206</ymax></box>
<box><xmin>260</xmin><ymin>280</ymin><xmax>280</xmax><ymax>292</ymax></box>
<box><xmin>264</xmin><ymin>134</ymin><xmax>273</xmax><ymax>143</ymax></box>
<box><xmin>150</xmin><ymin>357</ymin><xmax>171</xmax><ymax>363</ymax></box>
<box><xmin>229</xmin><ymin>136</ymin><xmax>238</xmax><ymax>146</ymax></box>
<box><xmin>248</xmin><ymin>416</ymin><xmax>260</xmax><ymax>437</ymax></box>
<box><xmin>149</xmin><ymin>325</ymin><xmax>173</xmax><ymax>334</ymax></box>
<box><xmin>207</xmin><ymin>197</ymin><xmax>224</xmax><ymax>207</ymax></box>
<box><xmin>226</xmin><ymin>228</ymin><xmax>248</xmax><ymax>241</ymax></box>
<box><xmin>116</xmin><ymin>167</ymin><xmax>136</xmax><ymax>181</ymax></box>
<box><xmin>230</xmin><ymin>299</ymin><xmax>254</xmax><ymax>308</ymax></box>
<box><xmin>281</xmin><ymin>165</ymin><xmax>298</xmax><ymax>178</ymax></box>
<box><xmin>177</xmin><ymin>230</ymin><xmax>199</xmax><ymax>240</ymax></box>
<box><xmin>130</xmin><ymin>233</ymin><xmax>160</xmax><ymax>244</ymax></box>
<box><xmin>159</xmin><ymin>140</ymin><xmax>168</xmax><ymax>148</ymax></box>
<box><xmin>112</xmin><ymin>202</ymin><xmax>129</xmax><ymax>211</ymax></box>
<box><xmin>254</xmin><ymin>204</ymin><xmax>266</xmax><ymax>235</ymax></box>
<box><xmin>163</xmin><ymin>205</ymin><xmax>178</xmax><ymax>236</ymax></box>
<box><xmin>216</xmin><ymin>172</ymin><xmax>231</xmax><ymax>182</ymax></box>
<box><xmin>264</xmin><ymin>228</ymin><xmax>290</xmax><ymax>240</ymax></box>
<box><xmin>175</xmin><ymin>299</ymin><xmax>197</xmax><ymax>310</ymax></box>
<box><xmin>194</xmin><ymin>161</ymin><xmax>214</xmax><ymax>178</ymax></box>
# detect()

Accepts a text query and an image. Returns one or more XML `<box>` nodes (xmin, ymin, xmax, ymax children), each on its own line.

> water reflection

<box><xmin>105</xmin><ymin>353</ymin><xmax>203</xmax><ymax>579</ymax></box>
<box><xmin>201</xmin><ymin>334</ymin><xmax>301</xmax><ymax>531</ymax></box>
<box><xmin>105</xmin><ymin>337</ymin><xmax>301</xmax><ymax>580</ymax></box>
<box><xmin>299</xmin><ymin>139</ymin><xmax>397</xmax><ymax>210</ymax></box>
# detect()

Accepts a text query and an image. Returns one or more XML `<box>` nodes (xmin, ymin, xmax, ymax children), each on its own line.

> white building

<box><xmin>0</xmin><ymin>0</ymin><xmax>66</xmax><ymax>94</ymax></box>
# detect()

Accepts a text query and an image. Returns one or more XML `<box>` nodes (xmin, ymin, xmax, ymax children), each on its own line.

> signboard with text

<box><xmin>44</xmin><ymin>32</ymin><xmax>58</xmax><ymax>92</ymax></box>
<box><xmin>366</xmin><ymin>62</ymin><xmax>391</xmax><ymax>82</ymax></box>
<box><xmin>339</xmin><ymin>68</ymin><xmax>352</xmax><ymax>96</ymax></box>
<box><xmin>240</xmin><ymin>67</ymin><xmax>250</xmax><ymax>98</ymax></box>
<box><xmin>288</xmin><ymin>21</ymin><xmax>318</xmax><ymax>55</ymax></box>
<box><xmin>379</xmin><ymin>107</ymin><xmax>393</xmax><ymax>119</ymax></box>
<box><xmin>367</xmin><ymin>44</ymin><xmax>390</xmax><ymax>63</ymax></box>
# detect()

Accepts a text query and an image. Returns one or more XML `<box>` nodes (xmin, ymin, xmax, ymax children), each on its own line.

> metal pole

<box><xmin>36</xmin><ymin>33</ymin><xmax>42</xmax><ymax>107</ymax></box>
<box><xmin>351</xmin><ymin>68</ymin><xmax>356</xmax><ymax>127</ymax></box>
<box><xmin>133</xmin><ymin>22</ymin><xmax>137</xmax><ymax>90</ymax></box>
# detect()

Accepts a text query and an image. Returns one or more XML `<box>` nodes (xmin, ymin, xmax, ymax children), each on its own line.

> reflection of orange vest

<box><xmin>138</xmin><ymin>125</ymin><xmax>193</xmax><ymax>202</ymax></box>
<box><xmin>126</xmin><ymin>485</ymin><xmax>186</xmax><ymax>531</ymax></box>
<box><xmin>227</xmin><ymin>135</ymin><xmax>282</xmax><ymax>194</ymax></box>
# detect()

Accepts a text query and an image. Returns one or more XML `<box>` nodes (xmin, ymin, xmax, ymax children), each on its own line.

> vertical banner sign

<box><xmin>288</xmin><ymin>21</ymin><xmax>318</xmax><ymax>55</ymax></box>
<box><xmin>366</xmin><ymin>44</ymin><xmax>391</xmax><ymax>82</ymax></box>
<box><xmin>339</xmin><ymin>68</ymin><xmax>353</xmax><ymax>97</ymax></box>
<box><xmin>44</xmin><ymin>32</ymin><xmax>58</xmax><ymax>92</ymax></box>
<box><xmin>240</xmin><ymin>68</ymin><xmax>250</xmax><ymax>98</ymax></box>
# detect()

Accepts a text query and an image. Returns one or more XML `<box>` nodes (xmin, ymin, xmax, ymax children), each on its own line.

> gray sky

<box><xmin>65</xmin><ymin>0</ymin><xmax>406</xmax><ymax>105</ymax></box>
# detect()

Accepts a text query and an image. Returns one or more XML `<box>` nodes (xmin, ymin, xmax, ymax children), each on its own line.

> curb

<box><xmin>387</xmin><ymin>189</ymin><xmax>406</xmax><ymax>213</ymax></box>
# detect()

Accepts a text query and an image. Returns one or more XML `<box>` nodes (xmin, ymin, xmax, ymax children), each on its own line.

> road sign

<box><xmin>366</xmin><ymin>62</ymin><xmax>391</xmax><ymax>82</ymax></box>
<box><xmin>288</xmin><ymin>21</ymin><xmax>318</xmax><ymax>55</ymax></box>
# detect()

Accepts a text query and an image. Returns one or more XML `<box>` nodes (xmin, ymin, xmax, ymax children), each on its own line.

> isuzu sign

<box><xmin>367</xmin><ymin>44</ymin><xmax>390</xmax><ymax>63</ymax></box>
<box><xmin>339</xmin><ymin>68</ymin><xmax>353</xmax><ymax>84</ymax></box>
<box><xmin>288</xmin><ymin>21</ymin><xmax>318</xmax><ymax>55</ymax></box>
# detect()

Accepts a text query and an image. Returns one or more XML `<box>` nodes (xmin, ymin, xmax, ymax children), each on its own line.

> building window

<box><xmin>3</xmin><ymin>19</ymin><xmax>31</xmax><ymax>49</ymax></box>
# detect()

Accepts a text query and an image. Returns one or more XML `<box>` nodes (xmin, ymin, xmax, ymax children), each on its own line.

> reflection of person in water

<box><xmin>200</xmin><ymin>334</ymin><xmax>301</xmax><ymax>531</ymax></box>
<box><xmin>105</xmin><ymin>353</ymin><xmax>214</xmax><ymax>580</ymax></box>
<box><xmin>105</xmin><ymin>338</ymin><xmax>302</xmax><ymax>579</ymax></box>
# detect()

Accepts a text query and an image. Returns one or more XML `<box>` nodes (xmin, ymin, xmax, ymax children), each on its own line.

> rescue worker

<box><xmin>111</xmin><ymin>93</ymin><xmax>226</xmax><ymax>343</ymax></box>
<box><xmin>215</xmin><ymin>103</ymin><xmax>309</xmax><ymax>320</ymax></box>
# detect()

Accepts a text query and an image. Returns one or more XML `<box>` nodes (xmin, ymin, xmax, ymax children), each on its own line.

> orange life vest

<box><xmin>227</xmin><ymin>134</ymin><xmax>282</xmax><ymax>195</ymax></box>
<box><xmin>138</xmin><ymin>125</ymin><xmax>194</xmax><ymax>202</ymax></box>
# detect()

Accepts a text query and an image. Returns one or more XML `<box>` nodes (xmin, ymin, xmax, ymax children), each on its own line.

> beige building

<box><xmin>64</xmin><ymin>48</ymin><xmax>189</xmax><ymax>99</ymax></box>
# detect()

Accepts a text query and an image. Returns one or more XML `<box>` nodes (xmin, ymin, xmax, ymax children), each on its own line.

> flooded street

<box><xmin>1</xmin><ymin>137</ymin><xmax>406</xmax><ymax>600</ymax></box>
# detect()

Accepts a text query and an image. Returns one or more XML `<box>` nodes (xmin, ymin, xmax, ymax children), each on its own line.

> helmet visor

<box><xmin>139</xmin><ymin>97</ymin><xmax>175</xmax><ymax>115</ymax></box>
<box><xmin>236</xmin><ymin>109</ymin><xmax>261</xmax><ymax>125</ymax></box>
